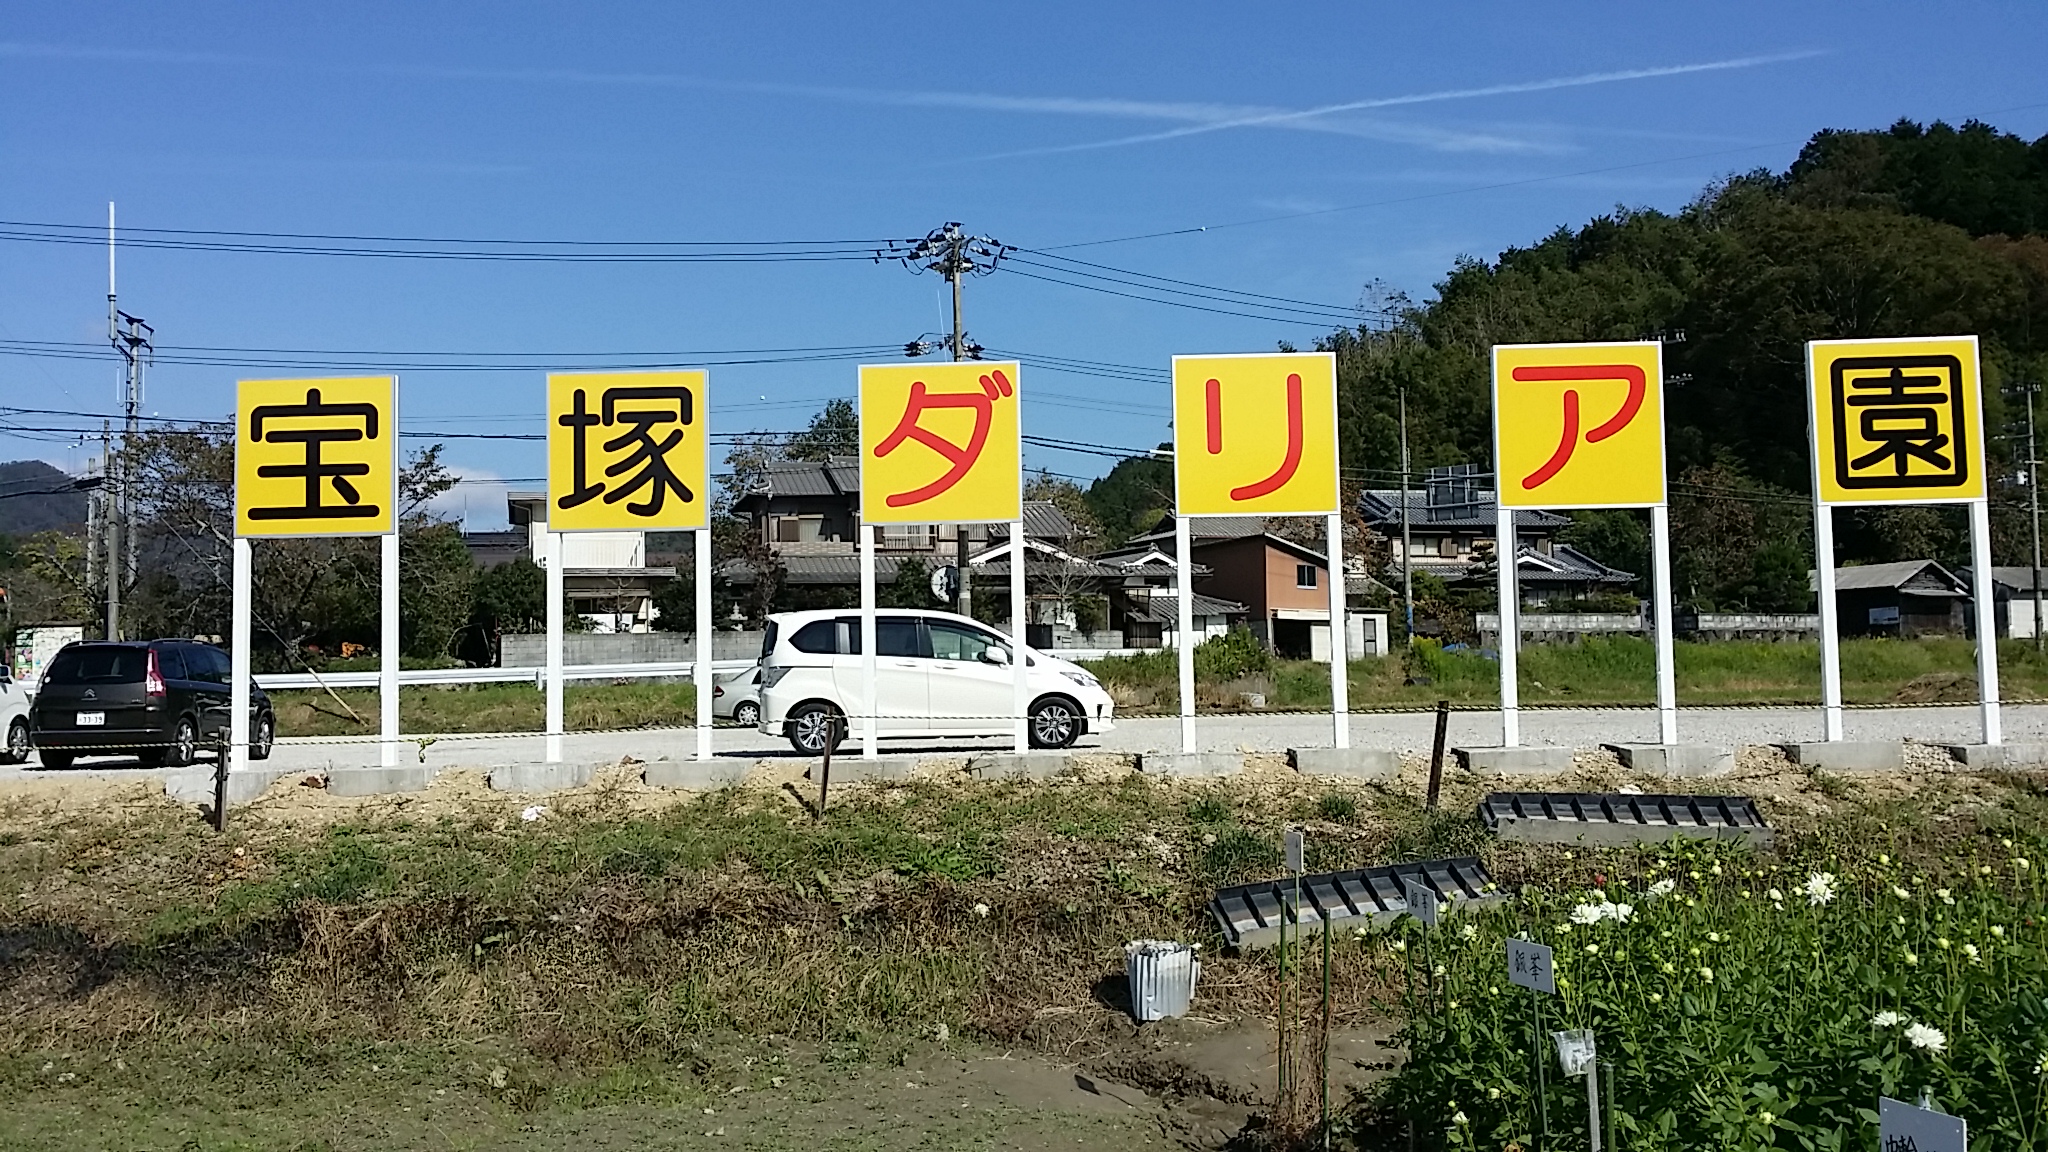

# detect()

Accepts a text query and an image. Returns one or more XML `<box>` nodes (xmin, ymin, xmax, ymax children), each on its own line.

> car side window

<box><xmin>928</xmin><ymin>621</ymin><xmax>1001</xmax><ymax>664</ymax></box>
<box><xmin>201</xmin><ymin>646</ymin><xmax>232</xmax><ymax>684</ymax></box>
<box><xmin>157</xmin><ymin>646</ymin><xmax>188</xmax><ymax>682</ymax></box>
<box><xmin>788</xmin><ymin>620</ymin><xmax>839</xmax><ymax>654</ymax></box>
<box><xmin>877</xmin><ymin>617</ymin><xmax>927</xmax><ymax>659</ymax></box>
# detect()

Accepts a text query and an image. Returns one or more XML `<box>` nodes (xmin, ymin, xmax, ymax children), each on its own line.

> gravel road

<box><xmin>0</xmin><ymin>703</ymin><xmax>2026</xmax><ymax>782</ymax></box>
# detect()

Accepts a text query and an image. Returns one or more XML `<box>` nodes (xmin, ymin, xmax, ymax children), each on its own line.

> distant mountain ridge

<box><xmin>0</xmin><ymin>460</ymin><xmax>88</xmax><ymax>536</ymax></box>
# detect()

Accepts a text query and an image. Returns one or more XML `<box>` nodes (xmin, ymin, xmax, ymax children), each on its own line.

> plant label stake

<box><xmin>1285</xmin><ymin>826</ymin><xmax>1306</xmax><ymax>876</ymax></box>
<box><xmin>1552</xmin><ymin>1029</ymin><xmax>1599</xmax><ymax>1152</ymax></box>
<box><xmin>1425</xmin><ymin>699</ymin><xmax>1449</xmax><ymax>809</ymax></box>
<box><xmin>1401</xmin><ymin>876</ymin><xmax>1439</xmax><ymax>927</ymax></box>
<box><xmin>815</xmin><ymin>720</ymin><xmax>834</xmax><ymax>819</ymax></box>
<box><xmin>211</xmin><ymin>736</ymin><xmax>229</xmax><ymax>833</ymax></box>
<box><xmin>1507</xmin><ymin>938</ymin><xmax>1555</xmax><ymax>1149</ymax></box>
<box><xmin>1880</xmin><ymin>1096</ymin><xmax>1966</xmax><ymax>1151</ymax></box>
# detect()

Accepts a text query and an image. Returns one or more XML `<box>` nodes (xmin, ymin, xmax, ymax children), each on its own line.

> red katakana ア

<box><xmin>1513</xmin><ymin>363</ymin><xmax>1646</xmax><ymax>489</ymax></box>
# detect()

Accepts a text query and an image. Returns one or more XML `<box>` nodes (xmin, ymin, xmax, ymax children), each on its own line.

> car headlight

<box><xmin>1061</xmin><ymin>670</ymin><xmax>1098</xmax><ymax>688</ymax></box>
<box><xmin>760</xmin><ymin>665</ymin><xmax>791</xmax><ymax>689</ymax></box>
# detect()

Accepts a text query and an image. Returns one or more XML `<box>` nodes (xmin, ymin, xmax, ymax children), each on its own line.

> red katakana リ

<box><xmin>1513</xmin><ymin>363</ymin><xmax>1646</xmax><ymax>489</ymax></box>
<box><xmin>874</xmin><ymin>368</ymin><xmax>1013</xmax><ymax>507</ymax></box>
<box><xmin>1205</xmin><ymin>372</ymin><xmax>1304</xmax><ymax>501</ymax></box>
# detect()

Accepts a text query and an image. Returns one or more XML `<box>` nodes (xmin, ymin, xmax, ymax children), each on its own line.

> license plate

<box><xmin>75</xmin><ymin>712</ymin><xmax>105</xmax><ymax>726</ymax></box>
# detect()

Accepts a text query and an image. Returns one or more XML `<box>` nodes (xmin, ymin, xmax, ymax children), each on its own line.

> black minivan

<box><xmin>29</xmin><ymin>640</ymin><xmax>276</xmax><ymax>770</ymax></box>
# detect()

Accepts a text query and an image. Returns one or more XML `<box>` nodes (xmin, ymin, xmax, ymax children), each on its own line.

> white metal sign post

<box><xmin>1492</xmin><ymin>343</ymin><xmax>1672</xmax><ymax>749</ymax></box>
<box><xmin>543</xmin><ymin>371</ymin><xmax>713</xmax><ymax>766</ymax></box>
<box><xmin>857</xmin><ymin>362</ymin><xmax>1026</xmax><ymax>759</ymax></box>
<box><xmin>545</xmin><ymin>533</ymin><xmax>564</xmax><ymax>764</ymax></box>
<box><xmin>231</xmin><ymin>376</ymin><xmax>399</xmax><ymax>777</ymax></box>
<box><xmin>695</xmin><ymin>527</ymin><xmax>713</xmax><ymax>762</ymax></box>
<box><xmin>1169</xmin><ymin>354</ymin><xmax>1343</xmax><ymax>755</ymax></box>
<box><xmin>1807</xmin><ymin>337</ymin><xmax>1996</xmax><ymax>745</ymax></box>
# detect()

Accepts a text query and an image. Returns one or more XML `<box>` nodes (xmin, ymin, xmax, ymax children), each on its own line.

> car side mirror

<box><xmin>980</xmin><ymin>647</ymin><xmax>1011</xmax><ymax>666</ymax></box>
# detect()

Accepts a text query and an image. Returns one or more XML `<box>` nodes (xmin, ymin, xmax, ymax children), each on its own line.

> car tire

<box><xmin>38</xmin><ymin>750</ymin><xmax>73</xmax><ymax>771</ymax></box>
<box><xmin>250</xmin><ymin>713</ymin><xmax>275</xmax><ymax>761</ymax></box>
<box><xmin>733</xmin><ymin>701</ymin><xmax>761</xmax><ymax>727</ymax></box>
<box><xmin>1028</xmin><ymin>696</ymin><xmax>1082</xmax><ymax>750</ymax></box>
<box><xmin>160</xmin><ymin>717</ymin><xmax>198</xmax><ymax>769</ymax></box>
<box><xmin>1</xmin><ymin>719</ymin><xmax>29</xmax><ymax>765</ymax></box>
<box><xmin>786</xmin><ymin>703</ymin><xmax>845</xmax><ymax>755</ymax></box>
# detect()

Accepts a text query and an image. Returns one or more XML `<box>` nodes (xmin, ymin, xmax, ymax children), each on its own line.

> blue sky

<box><xmin>4</xmin><ymin>1</ymin><xmax>2046</xmax><ymax>527</ymax></box>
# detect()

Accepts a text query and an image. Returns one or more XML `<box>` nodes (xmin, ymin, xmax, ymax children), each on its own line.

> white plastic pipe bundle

<box><xmin>1124</xmin><ymin>939</ymin><xmax>1201</xmax><ymax>1022</ymax></box>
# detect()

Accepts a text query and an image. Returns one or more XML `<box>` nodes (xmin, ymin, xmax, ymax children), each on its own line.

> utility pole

<box><xmin>900</xmin><ymin>223</ymin><xmax>1009</xmax><ymax>620</ymax></box>
<box><xmin>1399</xmin><ymin>386</ymin><xmax>1414</xmax><ymax>643</ymax></box>
<box><xmin>2026</xmin><ymin>382</ymin><xmax>2043</xmax><ymax>652</ymax></box>
<box><xmin>106</xmin><ymin>204</ymin><xmax>153</xmax><ymax>639</ymax></box>
<box><xmin>100</xmin><ymin>423</ymin><xmax>117</xmax><ymax>640</ymax></box>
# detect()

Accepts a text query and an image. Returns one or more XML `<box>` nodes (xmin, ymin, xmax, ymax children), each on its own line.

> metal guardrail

<box><xmin>254</xmin><ymin>659</ymin><xmax>756</xmax><ymax>690</ymax></box>
<box><xmin>1208</xmin><ymin>855</ymin><xmax>1502</xmax><ymax>951</ymax></box>
<box><xmin>1478</xmin><ymin>791</ymin><xmax>1773</xmax><ymax>848</ymax></box>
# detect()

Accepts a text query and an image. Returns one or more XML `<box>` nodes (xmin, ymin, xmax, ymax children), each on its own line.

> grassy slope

<box><xmin>0</xmin><ymin>766</ymin><xmax>2042</xmax><ymax>1148</ymax></box>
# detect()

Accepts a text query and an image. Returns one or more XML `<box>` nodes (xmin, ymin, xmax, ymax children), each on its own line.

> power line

<box><xmin>1007</xmin><ymin>254</ymin><xmax>1387</xmax><ymax>324</ymax></box>
<box><xmin>1001</xmin><ymin>266</ymin><xmax>1367</xmax><ymax>328</ymax></box>
<box><xmin>0</xmin><ymin>218</ymin><xmax>909</xmax><ymax>248</ymax></box>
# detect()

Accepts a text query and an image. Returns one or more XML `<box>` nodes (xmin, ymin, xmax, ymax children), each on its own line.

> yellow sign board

<box><xmin>1493</xmin><ymin>343</ymin><xmax>1665</xmax><ymax>509</ymax></box>
<box><xmin>235</xmin><ymin>376</ymin><xmax>396</xmax><ymax>537</ymax></box>
<box><xmin>1172</xmin><ymin>353</ymin><xmax>1339</xmax><ymax>516</ymax></box>
<box><xmin>547</xmin><ymin>371</ymin><xmax>710</xmax><ymax>531</ymax></box>
<box><xmin>1808</xmin><ymin>336</ymin><xmax>1985</xmax><ymax>505</ymax></box>
<box><xmin>859</xmin><ymin>361</ymin><xmax>1021</xmax><ymax>525</ymax></box>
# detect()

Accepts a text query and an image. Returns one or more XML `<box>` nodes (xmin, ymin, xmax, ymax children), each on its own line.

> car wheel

<box><xmin>161</xmin><ymin>717</ymin><xmax>198</xmax><ymax>769</ymax></box>
<box><xmin>1028</xmin><ymin>697</ymin><xmax>1081</xmax><ymax>750</ymax></box>
<box><xmin>733</xmin><ymin>701</ymin><xmax>761</xmax><ymax>727</ymax></box>
<box><xmin>786</xmin><ymin>703</ymin><xmax>845</xmax><ymax>755</ymax></box>
<box><xmin>250</xmin><ymin>713</ymin><xmax>275</xmax><ymax>761</ymax></box>
<box><xmin>38</xmin><ymin>750</ymin><xmax>73</xmax><ymax>771</ymax></box>
<box><xmin>0</xmin><ymin>719</ymin><xmax>28</xmax><ymax>766</ymax></box>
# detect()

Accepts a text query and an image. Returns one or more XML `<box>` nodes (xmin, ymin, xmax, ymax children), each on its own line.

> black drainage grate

<box><xmin>1477</xmin><ymin>791</ymin><xmax>1773</xmax><ymax>848</ymax></box>
<box><xmin>1207</xmin><ymin>856</ymin><xmax>1503</xmax><ymax>951</ymax></box>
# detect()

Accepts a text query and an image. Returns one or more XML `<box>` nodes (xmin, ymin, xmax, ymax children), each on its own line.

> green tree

<box><xmin>399</xmin><ymin>522</ymin><xmax>476</xmax><ymax>660</ymax></box>
<box><xmin>472</xmin><ymin>558</ymin><xmax>545</xmax><ymax>636</ymax></box>
<box><xmin>880</xmin><ymin>556</ymin><xmax>932</xmax><ymax>608</ymax></box>
<box><xmin>785</xmin><ymin>397</ymin><xmax>858</xmax><ymax>461</ymax></box>
<box><xmin>1083</xmin><ymin>453</ymin><xmax>1174</xmax><ymax>547</ymax></box>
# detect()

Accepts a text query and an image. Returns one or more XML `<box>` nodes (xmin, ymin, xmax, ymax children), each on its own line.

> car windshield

<box><xmin>43</xmin><ymin>647</ymin><xmax>146</xmax><ymax>684</ymax></box>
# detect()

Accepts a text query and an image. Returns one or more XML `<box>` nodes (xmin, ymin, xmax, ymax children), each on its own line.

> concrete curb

<box><xmin>965</xmin><ymin>753</ymin><xmax>1075</xmax><ymax>780</ymax></box>
<box><xmin>327</xmin><ymin>766</ymin><xmax>440</xmax><ymax>796</ymax></box>
<box><xmin>644</xmin><ymin>760</ymin><xmax>749</xmax><ymax>790</ymax></box>
<box><xmin>164</xmin><ymin>767</ymin><xmax>293</xmax><ymax>806</ymax></box>
<box><xmin>1603</xmin><ymin>743</ymin><xmax>1734</xmax><ymax>778</ymax></box>
<box><xmin>488</xmin><ymin>762</ymin><xmax>597</xmax><ymax>792</ymax></box>
<box><xmin>1138</xmin><ymin>752</ymin><xmax>1243</xmax><ymax>778</ymax></box>
<box><xmin>1776</xmin><ymin>741</ymin><xmax>1903</xmax><ymax>773</ymax></box>
<box><xmin>1943</xmin><ymin>743</ymin><xmax>2048</xmax><ymax>769</ymax></box>
<box><xmin>1454</xmin><ymin>746</ymin><xmax>1574</xmax><ymax>775</ymax></box>
<box><xmin>1287</xmin><ymin>747</ymin><xmax>1399</xmax><ymax>780</ymax></box>
<box><xmin>807</xmin><ymin>756</ymin><xmax>920</xmax><ymax>783</ymax></box>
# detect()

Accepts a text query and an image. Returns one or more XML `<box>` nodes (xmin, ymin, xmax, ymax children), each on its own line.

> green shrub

<box><xmin>1194</xmin><ymin>626</ymin><xmax>1271</xmax><ymax>681</ymax></box>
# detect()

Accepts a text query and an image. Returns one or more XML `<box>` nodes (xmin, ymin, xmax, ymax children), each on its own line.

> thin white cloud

<box><xmin>1</xmin><ymin>40</ymin><xmax>1819</xmax><ymax>162</ymax></box>
<box><xmin>972</xmin><ymin>50</ymin><xmax>1827</xmax><ymax>159</ymax></box>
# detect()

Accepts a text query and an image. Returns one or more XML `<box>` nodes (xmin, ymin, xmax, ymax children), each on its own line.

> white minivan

<box><xmin>757</xmin><ymin>608</ymin><xmax>1115</xmax><ymax>753</ymax></box>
